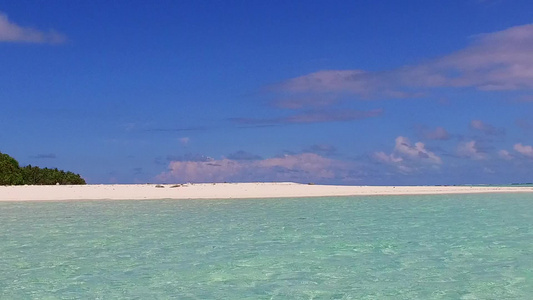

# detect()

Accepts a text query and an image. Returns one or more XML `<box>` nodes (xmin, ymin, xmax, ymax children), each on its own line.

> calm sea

<box><xmin>1</xmin><ymin>194</ymin><xmax>532</xmax><ymax>299</ymax></box>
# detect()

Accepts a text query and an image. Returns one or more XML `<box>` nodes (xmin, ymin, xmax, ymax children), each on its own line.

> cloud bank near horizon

<box><xmin>157</xmin><ymin>152</ymin><xmax>357</xmax><ymax>184</ymax></box>
<box><xmin>156</xmin><ymin>139</ymin><xmax>533</xmax><ymax>184</ymax></box>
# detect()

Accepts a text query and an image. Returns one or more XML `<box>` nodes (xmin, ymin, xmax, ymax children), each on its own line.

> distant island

<box><xmin>0</xmin><ymin>152</ymin><xmax>85</xmax><ymax>185</ymax></box>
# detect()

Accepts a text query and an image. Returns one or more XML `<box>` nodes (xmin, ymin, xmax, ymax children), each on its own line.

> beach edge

<box><xmin>1</xmin><ymin>182</ymin><xmax>533</xmax><ymax>201</ymax></box>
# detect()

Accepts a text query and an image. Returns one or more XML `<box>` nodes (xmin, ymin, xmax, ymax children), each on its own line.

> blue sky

<box><xmin>1</xmin><ymin>0</ymin><xmax>532</xmax><ymax>185</ymax></box>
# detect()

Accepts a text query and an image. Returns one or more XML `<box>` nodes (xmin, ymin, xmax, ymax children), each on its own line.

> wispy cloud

<box><xmin>271</xmin><ymin>96</ymin><xmax>339</xmax><ymax>109</ymax></box>
<box><xmin>157</xmin><ymin>152</ymin><xmax>355</xmax><ymax>183</ymax></box>
<box><xmin>394</xmin><ymin>136</ymin><xmax>442</xmax><ymax>164</ymax></box>
<box><xmin>515</xmin><ymin>94</ymin><xmax>533</xmax><ymax>102</ymax></box>
<box><xmin>165</xmin><ymin>153</ymin><xmax>213</xmax><ymax>162</ymax></box>
<box><xmin>146</xmin><ymin>126</ymin><xmax>207</xmax><ymax>132</ymax></box>
<box><xmin>516</xmin><ymin>119</ymin><xmax>533</xmax><ymax>133</ymax></box>
<box><xmin>498</xmin><ymin>143</ymin><xmax>533</xmax><ymax>162</ymax></box>
<box><xmin>514</xmin><ymin>143</ymin><xmax>533</xmax><ymax>159</ymax></box>
<box><xmin>31</xmin><ymin>153</ymin><xmax>57</xmax><ymax>159</ymax></box>
<box><xmin>304</xmin><ymin>144</ymin><xmax>337</xmax><ymax>156</ymax></box>
<box><xmin>226</xmin><ymin>150</ymin><xmax>262</xmax><ymax>161</ymax></box>
<box><xmin>470</xmin><ymin>120</ymin><xmax>505</xmax><ymax>136</ymax></box>
<box><xmin>457</xmin><ymin>141</ymin><xmax>487</xmax><ymax>160</ymax></box>
<box><xmin>179</xmin><ymin>137</ymin><xmax>190</xmax><ymax>145</ymax></box>
<box><xmin>273</xmin><ymin>24</ymin><xmax>533</xmax><ymax>101</ymax></box>
<box><xmin>373</xmin><ymin>136</ymin><xmax>442</xmax><ymax>173</ymax></box>
<box><xmin>373</xmin><ymin>151</ymin><xmax>403</xmax><ymax>164</ymax></box>
<box><xmin>418</xmin><ymin>126</ymin><xmax>451</xmax><ymax>140</ymax></box>
<box><xmin>0</xmin><ymin>12</ymin><xmax>66</xmax><ymax>44</ymax></box>
<box><xmin>498</xmin><ymin>149</ymin><xmax>514</xmax><ymax>160</ymax></box>
<box><xmin>232</xmin><ymin>109</ymin><xmax>383</xmax><ymax>125</ymax></box>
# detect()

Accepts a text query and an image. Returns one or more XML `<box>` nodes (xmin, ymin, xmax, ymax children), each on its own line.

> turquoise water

<box><xmin>1</xmin><ymin>194</ymin><xmax>533</xmax><ymax>299</ymax></box>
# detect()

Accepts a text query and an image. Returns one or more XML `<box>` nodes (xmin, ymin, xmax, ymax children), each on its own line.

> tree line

<box><xmin>0</xmin><ymin>152</ymin><xmax>86</xmax><ymax>185</ymax></box>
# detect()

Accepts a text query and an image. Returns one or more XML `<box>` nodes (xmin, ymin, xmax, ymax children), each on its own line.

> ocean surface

<box><xmin>1</xmin><ymin>194</ymin><xmax>532</xmax><ymax>299</ymax></box>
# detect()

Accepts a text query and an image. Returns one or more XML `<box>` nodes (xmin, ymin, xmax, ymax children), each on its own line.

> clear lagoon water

<box><xmin>1</xmin><ymin>193</ymin><xmax>533</xmax><ymax>299</ymax></box>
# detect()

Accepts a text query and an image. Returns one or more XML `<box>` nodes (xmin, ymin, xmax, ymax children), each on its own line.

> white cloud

<box><xmin>483</xmin><ymin>167</ymin><xmax>495</xmax><ymax>174</ymax></box>
<box><xmin>233</xmin><ymin>109</ymin><xmax>383</xmax><ymax>125</ymax></box>
<box><xmin>373</xmin><ymin>136</ymin><xmax>442</xmax><ymax>173</ymax></box>
<box><xmin>278</xmin><ymin>70</ymin><xmax>375</xmax><ymax>95</ymax></box>
<box><xmin>179</xmin><ymin>137</ymin><xmax>190</xmax><ymax>145</ymax></box>
<box><xmin>423</xmin><ymin>126</ymin><xmax>451</xmax><ymax>140</ymax></box>
<box><xmin>373</xmin><ymin>151</ymin><xmax>403</xmax><ymax>164</ymax></box>
<box><xmin>498</xmin><ymin>150</ymin><xmax>514</xmax><ymax>160</ymax></box>
<box><xmin>470</xmin><ymin>120</ymin><xmax>504</xmax><ymax>135</ymax></box>
<box><xmin>457</xmin><ymin>141</ymin><xmax>487</xmax><ymax>160</ymax></box>
<box><xmin>0</xmin><ymin>12</ymin><xmax>66</xmax><ymax>44</ymax></box>
<box><xmin>275</xmin><ymin>24</ymin><xmax>533</xmax><ymax>101</ymax></box>
<box><xmin>158</xmin><ymin>158</ymin><xmax>242</xmax><ymax>183</ymax></box>
<box><xmin>394</xmin><ymin>136</ymin><xmax>442</xmax><ymax>164</ymax></box>
<box><xmin>514</xmin><ymin>143</ymin><xmax>533</xmax><ymax>158</ymax></box>
<box><xmin>157</xmin><ymin>153</ymin><xmax>353</xmax><ymax>183</ymax></box>
<box><xmin>470</xmin><ymin>120</ymin><xmax>486</xmax><ymax>130</ymax></box>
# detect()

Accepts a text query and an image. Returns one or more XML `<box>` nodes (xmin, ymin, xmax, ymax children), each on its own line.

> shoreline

<box><xmin>1</xmin><ymin>182</ymin><xmax>533</xmax><ymax>201</ymax></box>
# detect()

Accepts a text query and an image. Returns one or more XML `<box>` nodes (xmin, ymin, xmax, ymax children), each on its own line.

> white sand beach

<box><xmin>1</xmin><ymin>182</ymin><xmax>532</xmax><ymax>201</ymax></box>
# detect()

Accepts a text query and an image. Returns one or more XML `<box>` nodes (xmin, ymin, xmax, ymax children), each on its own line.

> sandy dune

<box><xmin>1</xmin><ymin>182</ymin><xmax>532</xmax><ymax>201</ymax></box>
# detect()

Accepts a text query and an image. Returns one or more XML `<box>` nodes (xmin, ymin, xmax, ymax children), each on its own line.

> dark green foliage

<box><xmin>0</xmin><ymin>152</ymin><xmax>86</xmax><ymax>185</ymax></box>
<box><xmin>0</xmin><ymin>153</ymin><xmax>24</xmax><ymax>185</ymax></box>
<box><xmin>20</xmin><ymin>165</ymin><xmax>86</xmax><ymax>185</ymax></box>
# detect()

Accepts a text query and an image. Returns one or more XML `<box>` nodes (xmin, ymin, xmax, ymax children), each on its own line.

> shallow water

<box><xmin>1</xmin><ymin>194</ymin><xmax>533</xmax><ymax>299</ymax></box>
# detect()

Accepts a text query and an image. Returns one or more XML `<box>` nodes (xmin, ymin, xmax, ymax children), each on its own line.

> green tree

<box><xmin>20</xmin><ymin>165</ymin><xmax>42</xmax><ymax>185</ymax></box>
<box><xmin>1</xmin><ymin>151</ymin><xmax>86</xmax><ymax>185</ymax></box>
<box><xmin>0</xmin><ymin>152</ymin><xmax>24</xmax><ymax>185</ymax></box>
<box><xmin>20</xmin><ymin>166</ymin><xmax>86</xmax><ymax>185</ymax></box>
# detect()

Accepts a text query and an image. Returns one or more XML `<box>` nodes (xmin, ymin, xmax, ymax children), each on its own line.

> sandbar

<box><xmin>1</xmin><ymin>182</ymin><xmax>532</xmax><ymax>201</ymax></box>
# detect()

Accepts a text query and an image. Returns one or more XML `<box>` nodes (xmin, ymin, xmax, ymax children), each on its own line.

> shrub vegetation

<box><xmin>0</xmin><ymin>152</ymin><xmax>86</xmax><ymax>185</ymax></box>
